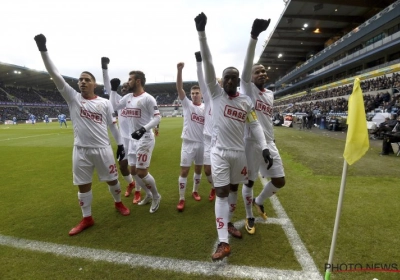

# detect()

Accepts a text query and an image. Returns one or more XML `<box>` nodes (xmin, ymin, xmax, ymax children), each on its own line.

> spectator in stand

<box><xmin>371</xmin><ymin>115</ymin><xmax>398</xmax><ymax>139</ymax></box>
<box><xmin>380</xmin><ymin>115</ymin><xmax>400</xmax><ymax>155</ymax></box>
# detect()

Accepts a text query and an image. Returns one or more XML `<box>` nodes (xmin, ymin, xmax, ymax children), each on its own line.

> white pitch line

<box><xmin>0</xmin><ymin>133</ymin><xmax>64</xmax><ymax>142</ymax></box>
<box><xmin>259</xmin><ymin>176</ymin><xmax>322</xmax><ymax>279</ymax></box>
<box><xmin>0</xmin><ymin>177</ymin><xmax>322</xmax><ymax>280</ymax></box>
<box><xmin>0</xmin><ymin>234</ymin><xmax>321</xmax><ymax>280</ymax></box>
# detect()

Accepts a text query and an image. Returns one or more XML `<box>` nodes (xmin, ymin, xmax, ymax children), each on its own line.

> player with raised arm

<box><xmin>195</xmin><ymin>51</ymin><xmax>216</xmax><ymax>201</ymax></box>
<box><xmin>241</xmin><ymin>20</ymin><xmax>286</xmax><ymax>231</ymax></box>
<box><xmin>101</xmin><ymin>58</ymin><xmax>144</xmax><ymax>204</ymax></box>
<box><xmin>34</xmin><ymin>34</ymin><xmax>129</xmax><ymax>236</ymax></box>
<box><xmin>175</xmin><ymin>62</ymin><xmax>205</xmax><ymax>212</ymax></box>
<box><xmin>109</xmin><ymin>69</ymin><xmax>162</xmax><ymax>213</ymax></box>
<box><xmin>194</xmin><ymin>12</ymin><xmax>273</xmax><ymax>261</ymax></box>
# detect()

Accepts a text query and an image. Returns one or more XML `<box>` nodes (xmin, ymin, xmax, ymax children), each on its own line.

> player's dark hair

<box><xmin>82</xmin><ymin>71</ymin><xmax>96</xmax><ymax>82</ymax></box>
<box><xmin>222</xmin><ymin>66</ymin><xmax>239</xmax><ymax>77</ymax></box>
<box><xmin>191</xmin><ymin>85</ymin><xmax>200</xmax><ymax>91</ymax></box>
<box><xmin>129</xmin><ymin>70</ymin><xmax>146</xmax><ymax>87</ymax></box>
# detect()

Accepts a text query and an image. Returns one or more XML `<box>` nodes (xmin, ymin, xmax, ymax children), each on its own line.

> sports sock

<box><xmin>255</xmin><ymin>181</ymin><xmax>279</xmax><ymax>205</ymax></box>
<box><xmin>134</xmin><ymin>175</ymin><xmax>149</xmax><ymax>195</ymax></box>
<box><xmin>78</xmin><ymin>190</ymin><xmax>92</xmax><ymax>217</ymax></box>
<box><xmin>141</xmin><ymin>173</ymin><xmax>160</xmax><ymax>199</ymax></box>
<box><xmin>228</xmin><ymin>191</ymin><xmax>238</xmax><ymax>222</ymax></box>
<box><xmin>242</xmin><ymin>184</ymin><xmax>254</xmax><ymax>218</ymax></box>
<box><xmin>123</xmin><ymin>175</ymin><xmax>133</xmax><ymax>185</ymax></box>
<box><xmin>179</xmin><ymin>176</ymin><xmax>187</xmax><ymax>200</ymax></box>
<box><xmin>193</xmin><ymin>173</ymin><xmax>201</xmax><ymax>192</ymax></box>
<box><xmin>215</xmin><ymin>196</ymin><xmax>229</xmax><ymax>244</ymax></box>
<box><xmin>108</xmin><ymin>181</ymin><xmax>122</xmax><ymax>202</ymax></box>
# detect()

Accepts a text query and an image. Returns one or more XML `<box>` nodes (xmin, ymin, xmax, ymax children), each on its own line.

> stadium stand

<box><xmin>1</xmin><ymin>0</ymin><xmax>399</xmax><ymax>124</ymax></box>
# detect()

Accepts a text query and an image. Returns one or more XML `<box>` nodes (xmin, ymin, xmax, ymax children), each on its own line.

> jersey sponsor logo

<box><xmin>255</xmin><ymin>99</ymin><xmax>273</xmax><ymax>117</ymax></box>
<box><xmin>224</xmin><ymin>105</ymin><xmax>246</xmax><ymax>122</ymax></box>
<box><xmin>191</xmin><ymin>113</ymin><xmax>205</xmax><ymax>124</ymax></box>
<box><xmin>120</xmin><ymin>108</ymin><xmax>142</xmax><ymax>118</ymax></box>
<box><xmin>80</xmin><ymin>108</ymin><xmax>102</xmax><ymax>123</ymax></box>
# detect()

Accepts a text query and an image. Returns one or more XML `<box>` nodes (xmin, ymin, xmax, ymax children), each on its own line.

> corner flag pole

<box><xmin>324</xmin><ymin>78</ymin><xmax>369</xmax><ymax>280</ymax></box>
<box><xmin>325</xmin><ymin>160</ymin><xmax>348</xmax><ymax>280</ymax></box>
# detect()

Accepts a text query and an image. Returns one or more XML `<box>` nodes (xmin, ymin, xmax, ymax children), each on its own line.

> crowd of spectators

<box><xmin>275</xmin><ymin>73</ymin><xmax>400</xmax><ymax>118</ymax></box>
<box><xmin>2</xmin><ymin>72</ymin><xmax>400</xmax><ymax>123</ymax></box>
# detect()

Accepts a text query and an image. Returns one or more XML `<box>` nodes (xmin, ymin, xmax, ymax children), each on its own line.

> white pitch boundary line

<box><xmin>0</xmin><ymin>133</ymin><xmax>66</xmax><ymax>142</ymax></box>
<box><xmin>0</xmin><ymin>234</ymin><xmax>321</xmax><ymax>280</ymax></box>
<box><xmin>0</xmin><ymin>177</ymin><xmax>322</xmax><ymax>280</ymax></box>
<box><xmin>258</xmin><ymin>176</ymin><xmax>322</xmax><ymax>279</ymax></box>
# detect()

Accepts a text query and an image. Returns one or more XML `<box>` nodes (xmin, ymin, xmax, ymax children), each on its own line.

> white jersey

<box><xmin>197</xmin><ymin>61</ymin><xmax>213</xmax><ymax>137</ymax></box>
<box><xmin>181</xmin><ymin>96</ymin><xmax>205</xmax><ymax>142</ymax></box>
<box><xmin>112</xmin><ymin>92</ymin><xmax>160</xmax><ymax>137</ymax></box>
<box><xmin>210</xmin><ymin>87</ymin><xmax>254</xmax><ymax>151</ymax></box>
<box><xmin>59</xmin><ymin>84</ymin><xmax>115</xmax><ymax>148</ymax></box>
<box><xmin>109</xmin><ymin>91</ymin><xmax>131</xmax><ymax>139</ymax></box>
<box><xmin>241</xmin><ymin>81</ymin><xmax>274</xmax><ymax>142</ymax></box>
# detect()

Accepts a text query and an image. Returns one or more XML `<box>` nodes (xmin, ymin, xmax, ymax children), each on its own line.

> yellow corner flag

<box><xmin>343</xmin><ymin>78</ymin><xmax>369</xmax><ymax>165</ymax></box>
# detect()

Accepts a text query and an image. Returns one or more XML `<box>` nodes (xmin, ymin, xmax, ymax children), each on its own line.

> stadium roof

<box><xmin>257</xmin><ymin>0</ymin><xmax>396</xmax><ymax>85</ymax></box>
<box><xmin>0</xmin><ymin>0</ymin><xmax>396</xmax><ymax>94</ymax></box>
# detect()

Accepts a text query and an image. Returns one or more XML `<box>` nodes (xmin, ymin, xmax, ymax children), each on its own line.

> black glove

<box><xmin>34</xmin><ymin>34</ymin><xmax>47</xmax><ymax>51</ymax></box>
<box><xmin>116</xmin><ymin>145</ymin><xmax>125</xmax><ymax>161</ymax></box>
<box><xmin>262</xmin><ymin>149</ymin><xmax>273</xmax><ymax>170</ymax></box>
<box><xmin>195</xmin><ymin>51</ymin><xmax>202</xmax><ymax>62</ymax></box>
<box><xmin>194</xmin><ymin>12</ymin><xmax>207</xmax><ymax>31</ymax></box>
<box><xmin>101</xmin><ymin>57</ymin><xmax>110</xmax><ymax>69</ymax></box>
<box><xmin>131</xmin><ymin>127</ymin><xmax>146</xmax><ymax>140</ymax></box>
<box><xmin>251</xmin><ymin>18</ymin><xmax>271</xmax><ymax>39</ymax></box>
<box><xmin>110</xmin><ymin>78</ymin><xmax>120</xmax><ymax>91</ymax></box>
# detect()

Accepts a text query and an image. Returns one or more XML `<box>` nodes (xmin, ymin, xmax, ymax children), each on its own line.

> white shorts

<box><xmin>72</xmin><ymin>146</ymin><xmax>118</xmax><ymax>185</ymax></box>
<box><xmin>211</xmin><ymin>147</ymin><xmax>247</xmax><ymax>187</ymax></box>
<box><xmin>245</xmin><ymin>140</ymin><xmax>285</xmax><ymax>181</ymax></box>
<box><xmin>127</xmin><ymin>138</ymin><xmax>137</xmax><ymax>166</ymax></box>
<box><xmin>129</xmin><ymin>134</ymin><xmax>155</xmax><ymax>169</ymax></box>
<box><xmin>203</xmin><ymin>134</ymin><xmax>212</xmax><ymax>166</ymax></box>
<box><xmin>180</xmin><ymin>139</ymin><xmax>204</xmax><ymax>167</ymax></box>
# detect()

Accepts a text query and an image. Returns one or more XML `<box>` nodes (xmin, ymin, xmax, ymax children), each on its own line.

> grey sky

<box><xmin>1</xmin><ymin>0</ymin><xmax>286</xmax><ymax>85</ymax></box>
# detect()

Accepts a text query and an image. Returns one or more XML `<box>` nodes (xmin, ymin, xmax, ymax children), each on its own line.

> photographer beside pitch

<box><xmin>34</xmin><ymin>34</ymin><xmax>130</xmax><ymax>236</ymax></box>
<box><xmin>195</xmin><ymin>12</ymin><xmax>273</xmax><ymax>261</ymax></box>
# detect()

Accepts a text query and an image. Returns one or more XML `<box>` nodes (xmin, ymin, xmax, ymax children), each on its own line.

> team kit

<box><xmin>33</xmin><ymin>12</ymin><xmax>285</xmax><ymax>261</ymax></box>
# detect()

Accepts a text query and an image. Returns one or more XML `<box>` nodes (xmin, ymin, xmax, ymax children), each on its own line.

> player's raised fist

<box><xmin>251</xmin><ymin>18</ymin><xmax>271</xmax><ymax>39</ymax></box>
<box><xmin>194</xmin><ymin>12</ymin><xmax>207</xmax><ymax>31</ymax></box>
<box><xmin>34</xmin><ymin>34</ymin><xmax>47</xmax><ymax>52</ymax></box>
<box><xmin>101</xmin><ymin>57</ymin><xmax>110</xmax><ymax>69</ymax></box>
<box><xmin>110</xmin><ymin>78</ymin><xmax>120</xmax><ymax>91</ymax></box>
<box><xmin>177</xmin><ymin>62</ymin><xmax>185</xmax><ymax>70</ymax></box>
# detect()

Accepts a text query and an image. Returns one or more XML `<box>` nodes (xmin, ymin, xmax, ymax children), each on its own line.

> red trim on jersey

<box><xmin>133</xmin><ymin>92</ymin><xmax>145</xmax><ymax>97</ymax></box>
<box><xmin>193</xmin><ymin>102</ymin><xmax>202</xmax><ymax>106</ymax></box>
<box><xmin>84</xmin><ymin>95</ymin><xmax>98</xmax><ymax>100</ymax></box>
<box><xmin>228</xmin><ymin>92</ymin><xmax>240</xmax><ymax>99</ymax></box>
